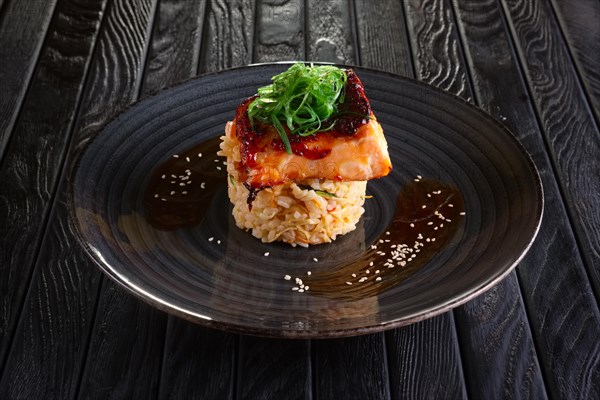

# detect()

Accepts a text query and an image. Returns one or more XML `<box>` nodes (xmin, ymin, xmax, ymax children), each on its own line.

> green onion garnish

<box><xmin>247</xmin><ymin>63</ymin><xmax>348</xmax><ymax>154</ymax></box>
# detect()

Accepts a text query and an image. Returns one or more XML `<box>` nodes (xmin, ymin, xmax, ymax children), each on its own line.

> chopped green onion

<box><xmin>298</xmin><ymin>184</ymin><xmax>338</xmax><ymax>198</ymax></box>
<box><xmin>247</xmin><ymin>63</ymin><xmax>348</xmax><ymax>153</ymax></box>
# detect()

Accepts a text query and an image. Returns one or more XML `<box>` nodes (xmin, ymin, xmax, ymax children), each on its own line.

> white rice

<box><xmin>218</xmin><ymin>127</ymin><xmax>367</xmax><ymax>246</ymax></box>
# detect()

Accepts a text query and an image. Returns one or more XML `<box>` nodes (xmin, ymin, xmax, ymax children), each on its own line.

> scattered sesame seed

<box><xmin>359</xmin><ymin>277</ymin><xmax>368</xmax><ymax>282</ymax></box>
<box><xmin>434</xmin><ymin>227</ymin><xmax>438</xmax><ymax>230</ymax></box>
<box><xmin>369</xmin><ymin>262</ymin><xmax>374</xmax><ymax>267</ymax></box>
<box><xmin>313</xmin><ymin>257</ymin><xmax>318</xmax><ymax>262</ymax></box>
<box><xmin>161</xmin><ymin>198</ymin><xmax>167</xmax><ymax>201</ymax></box>
<box><xmin>173</xmin><ymin>154</ymin><xmax>179</xmax><ymax>158</ymax></box>
<box><xmin>352</xmin><ymin>273</ymin><xmax>357</xmax><ymax>278</ymax></box>
<box><xmin>384</xmin><ymin>239</ymin><xmax>390</xmax><ymax>243</ymax></box>
<box><xmin>161</xmin><ymin>175</ymin><xmax>166</xmax><ymax>179</ymax></box>
<box><xmin>410</xmin><ymin>223</ymin><xmax>415</xmax><ymax>228</ymax></box>
<box><xmin>214</xmin><ymin>159</ymin><xmax>219</xmax><ymax>163</ymax></box>
<box><xmin>208</xmin><ymin>237</ymin><xmax>214</xmax><ymax>241</ymax></box>
<box><xmin>446</xmin><ymin>219</ymin><xmax>452</xmax><ymax>222</ymax></box>
<box><xmin>431</xmin><ymin>238</ymin><xmax>436</xmax><ymax>242</ymax></box>
<box><xmin>182</xmin><ymin>191</ymin><xmax>188</xmax><ymax>195</ymax></box>
<box><xmin>264</xmin><ymin>252</ymin><xmax>270</xmax><ymax>256</ymax></box>
<box><xmin>304</xmin><ymin>286</ymin><xmax>309</xmax><ymax>291</ymax></box>
<box><xmin>427</xmin><ymin>222</ymin><xmax>433</xmax><ymax>225</ymax></box>
<box><xmin>417</xmin><ymin>234</ymin><xmax>423</xmax><ymax>239</ymax></box>
<box><xmin>298</xmin><ymin>289</ymin><xmax>305</xmax><ymax>293</ymax></box>
<box><xmin>417</xmin><ymin>175</ymin><xmax>422</xmax><ymax>179</ymax></box>
<box><xmin>414</xmin><ymin>178</ymin><xmax>420</xmax><ymax>182</ymax></box>
<box><xmin>296</xmin><ymin>278</ymin><xmax>303</xmax><ymax>285</ymax></box>
<box><xmin>371</xmin><ymin>245</ymin><xmax>377</xmax><ymax>249</ymax></box>
<box><xmin>346</xmin><ymin>281</ymin><xmax>353</xmax><ymax>285</ymax></box>
<box><xmin>307</xmin><ymin>271</ymin><xmax>312</xmax><ymax>276</ymax></box>
<box><xmin>422</xmin><ymin>205</ymin><xmax>427</xmax><ymax>209</ymax></box>
<box><xmin>201</xmin><ymin>182</ymin><xmax>206</xmax><ymax>189</ymax></box>
<box><xmin>440</xmin><ymin>223</ymin><xmax>444</xmax><ymax>228</ymax></box>
<box><xmin>154</xmin><ymin>194</ymin><xmax>158</xmax><ymax>198</ymax></box>
<box><xmin>217</xmin><ymin>240</ymin><xmax>221</xmax><ymax>244</ymax></box>
<box><xmin>366</xmin><ymin>269</ymin><xmax>370</xmax><ymax>274</ymax></box>
<box><xmin>292</xmin><ymin>287</ymin><xmax>299</xmax><ymax>291</ymax></box>
<box><xmin>198</xmin><ymin>153</ymin><xmax>202</xmax><ymax>158</ymax></box>
<box><xmin>216</xmin><ymin>166</ymin><xmax>222</xmax><ymax>170</ymax></box>
<box><xmin>169</xmin><ymin>191</ymin><xmax>175</xmax><ymax>195</ymax></box>
<box><xmin>427</xmin><ymin>194</ymin><xmax>432</xmax><ymax>198</ymax></box>
<box><xmin>375</xmin><ymin>270</ymin><xmax>380</xmax><ymax>274</ymax></box>
<box><xmin>187</xmin><ymin>181</ymin><xmax>192</xmax><ymax>185</ymax></box>
<box><xmin>376</xmin><ymin>277</ymin><xmax>382</xmax><ymax>282</ymax></box>
<box><xmin>171</xmin><ymin>181</ymin><xmax>176</xmax><ymax>184</ymax></box>
<box><xmin>171</xmin><ymin>174</ymin><xmax>176</xmax><ymax>178</ymax></box>
<box><xmin>460</xmin><ymin>212</ymin><xmax>466</xmax><ymax>215</ymax></box>
<box><xmin>284</xmin><ymin>274</ymin><xmax>291</xmax><ymax>280</ymax></box>
<box><xmin>386</xmin><ymin>231</ymin><xmax>390</xmax><ymax>235</ymax></box>
<box><xmin>180</xmin><ymin>183</ymin><xmax>185</xmax><ymax>186</ymax></box>
<box><xmin>426</xmin><ymin>238</ymin><xmax>431</xmax><ymax>242</ymax></box>
<box><xmin>448</xmin><ymin>204</ymin><xmax>454</xmax><ymax>208</ymax></box>
<box><xmin>379</xmin><ymin>239</ymin><xmax>384</xmax><ymax>243</ymax></box>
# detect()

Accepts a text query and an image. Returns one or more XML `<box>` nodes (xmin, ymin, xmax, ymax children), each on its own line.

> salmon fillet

<box><xmin>229</xmin><ymin>69</ymin><xmax>392</xmax><ymax>189</ymax></box>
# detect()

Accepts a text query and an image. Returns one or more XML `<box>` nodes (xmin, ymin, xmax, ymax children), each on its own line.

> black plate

<box><xmin>70</xmin><ymin>63</ymin><xmax>543</xmax><ymax>338</ymax></box>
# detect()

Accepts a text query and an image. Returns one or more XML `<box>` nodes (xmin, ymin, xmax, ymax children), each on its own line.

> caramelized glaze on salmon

<box><xmin>229</xmin><ymin>70</ymin><xmax>392</xmax><ymax>189</ymax></box>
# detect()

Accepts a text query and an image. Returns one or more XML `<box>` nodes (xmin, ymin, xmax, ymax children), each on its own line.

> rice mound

<box><xmin>218</xmin><ymin>131</ymin><xmax>366</xmax><ymax>246</ymax></box>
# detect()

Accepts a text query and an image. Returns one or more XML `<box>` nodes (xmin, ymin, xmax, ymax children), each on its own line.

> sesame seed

<box><xmin>375</xmin><ymin>270</ymin><xmax>380</xmax><ymax>274</ymax></box>
<box><xmin>446</xmin><ymin>219</ymin><xmax>452</xmax><ymax>222</ymax></box>
<box><xmin>376</xmin><ymin>277</ymin><xmax>382</xmax><ymax>281</ymax></box>
<box><xmin>427</xmin><ymin>194</ymin><xmax>431</xmax><ymax>198</ymax></box>
<box><xmin>366</xmin><ymin>269</ymin><xmax>370</xmax><ymax>274</ymax></box>
<box><xmin>417</xmin><ymin>234</ymin><xmax>423</xmax><ymax>239</ymax></box>
<box><xmin>410</xmin><ymin>223</ymin><xmax>415</xmax><ymax>228</ymax></box>
<box><xmin>414</xmin><ymin>178</ymin><xmax>420</xmax><ymax>182</ymax></box>
<box><xmin>422</xmin><ymin>205</ymin><xmax>427</xmax><ymax>209</ymax></box>
<box><xmin>448</xmin><ymin>204</ymin><xmax>454</xmax><ymax>208</ymax></box>
<box><xmin>431</xmin><ymin>238</ymin><xmax>436</xmax><ymax>242</ymax></box>
<box><xmin>161</xmin><ymin>198</ymin><xmax>167</xmax><ymax>201</ymax></box>
<box><xmin>198</xmin><ymin>153</ymin><xmax>202</xmax><ymax>158</ymax></box>
<box><xmin>154</xmin><ymin>194</ymin><xmax>158</xmax><ymax>198</ymax></box>
<box><xmin>346</xmin><ymin>281</ymin><xmax>353</xmax><ymax>285</ymax></box>
<box><xmin>352</xmin><ymin>273</ymin><xmax>357</xmax><ymax>278</ymax></box>
<box><xmin>417</xmin><ymin>175</ymin><xmax>422</xmax><ymax>179</ymax></box>
<box><xmin>173</xmin><ymin>154</ymin><xmax>179</xmax><ymax>158</ymax></box>
<box><xmin>298</xmin><ymin>289</ymin><xmax>305</xmax><ymax>293</ymax></box>
<box><xmin>171</xmin><ymin>174</ymin><xmax>176</xmax><ymax>178</ymax></box>
<box><xmin>292</xmin><ymin>287</ymin><xmax>299</xmax><ymax>291</ymax></box>
<box><xmin>296</xmin><ymin>278</ymin><xmax>303</xmax><ymax>285</ymax></box>
<box><xmin>182</xmin><ymin>191</ymin><xmax>188</xmax><ymax>195</ymax></box>
<box><xmin>313</xmin><ymin>258</ymin><xmax>318</xmax><ymax>262</ymax></box>
<box><xmin>371</xmin><ymin>245</ymin><xmax>377</xmax><ymax>249</ymax></box>
<box><xmin>386</xmin><ymin>231</ymin><xmax>390</xmax><ymax>235</ymax></box>
<box><xmin>307</xmin><ymin>271</ymin><xmax>312</xmax><ymax>276</ymax></box>
<box><xmin>201</xmin><ymin>182</ymin><xmax>206</xmax><ymax>189</ymax></box>
<box><xmin>426</xmin><ymin>238</ymin><xmax>431</xmax><ymax>242</ymax></box>
<box><xmin>214</xmin><ymin>159</ymin><xmax>219</xmax><ymax>163</ymax></box>
<box><xmin>187</xmin><ymin>181</ymin><xmax>192</xmax><ymax>185</ymax></box>
<box><xmin>161</xmin><ymin>175</ymin><xmax>166</xmax><ymax>179</ymax></box>
<box><xmin>427</xmin><ymin>222</ymin><xmax>433</xmax><ymax>225</ymax></box>
<box><xmin>460</xmin><ymin>212</ymin><xmax>466</xmax><ymax>215</ymax></box>
<box><xmin>284</xmin><ymin>274</ymin><xmax>291</xmax><ymax>280</ymax></box>
<box><xmin>369</xmin><ymin>262</ymin><xmax>374</xmax><ymax>267</ymax></box>
<box><xmin>359</xmin><ymin>277</ymin><xmax>367</xmax><ymax>282</ymax></box>
<box><xmin>180</xmin><ymin>183</ymin><xmax>185</xmax><ymax>186</ymax></box>
<box><xmin>434</xmin><ymin>227</ymin><xmax>438</xmax><ymax>230</ymax></box>
<box><xmin>171</xmin><ymin>181</ymin><xmax>176</xmax><ymax>184</ymax></box>
<box><xmin>217</xmin><ymin>240</ymin><xmax>221</xmax><ymax>244</ymax></box>
<box><xmin>216</xmin><ymin>166</ymin><xmax>222</xmax><ymax>171</ymax></box>
<box><xmin>305</xmin><ymin>286</ymin><xmax>309</xmax><ymax>291</ymax></box>
<box><xmin>208</xmin><ymin>237</ymin><xmax>214</xmax><ymax>241</ymax></box>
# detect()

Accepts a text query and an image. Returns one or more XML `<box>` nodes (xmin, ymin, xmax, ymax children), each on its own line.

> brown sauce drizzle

<box><xmin>143</xmin><ymin>136</ymin><xmax>227</xmax><ymax>230</ymax></box>
<box><xmin>290</xmin><ymin>178</ymin><xmax>465</xmax><ymax>300</ymax></box>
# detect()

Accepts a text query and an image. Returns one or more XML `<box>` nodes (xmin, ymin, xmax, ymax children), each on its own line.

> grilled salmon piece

<box><xmin>229</xmin><ymin>69</ymin><xmax>392</xmax><ymax>189</ymax></box>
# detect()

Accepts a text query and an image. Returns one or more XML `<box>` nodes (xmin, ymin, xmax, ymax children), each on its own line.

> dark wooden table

<box><xmin>1</xmin><ymin>0</ymin><xmax>599</xmax><ymax>398</ymax></box>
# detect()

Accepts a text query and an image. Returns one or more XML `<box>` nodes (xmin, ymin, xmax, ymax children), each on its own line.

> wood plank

<box><xmin>159</xmin><ymin>321</ymin><xmax>237</xmax><ymax>399</ymax></box>
<box><xmin>550</xmin><ymin>0</ymin><xmax>600</xmax><ymax>122</ymax></box>
<box><xmin>354</xmin><ymin>0</ymin><xmax>412</xmax><ymax>76</ymax></box>
<box><xmin>254</xmin><ymin>0</ymin><xmax>304</xmax><ymax>62</ymax></box>
<box><xmin>0</xmin><ymin>0</ymin><xmax>158</xmax><ymax>398</ymax></box>
<box><xmin>0</xmin><ymin>0</ymin><xmax>107</xmax><ymax>377</ymax></box>
<box><xmin>486</xmin><ymin>0</ymin><xmax>600</xmax><ymax>398</ymax></box>
<box><xmin>403</xmin><ymin>0</ymin><xmax>472</xmax><ymax>99</ymax></box>
<box><xmin>198</xmin><ymin>0</ymin><xmax>256</xmax><ymax>73</ymax></box>
<box><xmin>237</xmin><ymin>337</ymin><xmax>311</xmax><ymax>400</ymax></box>
<box><xmin>77</xmin><ymin>2</ymin><xmax>208</xmax><ymax>398</ymax></box>
<box><xmin>0</xmin><ymin>0</ymin><xmax>58</xmax><ymax>158</ymax></box>
<box><xmin>313</xmin><ymin>336</ymin><xmax>390</xmax><ymax>400</ymax></box>
<box><xmin>156</xmin><ymin>0</ymin><xmax>254</xmax><ymax>398</ymax></box>
<box><xmin>233</xmin><ymin>2</ymin><xmax>312</xmax><ymax>399</ymax></box>
<box><xmin>502</xmin><ymin>0</ymin><xmax>600</xmax><ymax>301</ymax></box>
<box><xmin>306</xmin><ymin>0</ymin><xmax>356</xmax><ymax>64</ymax></box>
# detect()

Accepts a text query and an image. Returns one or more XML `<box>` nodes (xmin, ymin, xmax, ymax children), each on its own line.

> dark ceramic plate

<box><xmin>70</xmin><ymin>63</ymin><xmax>543</xmax><ymax>338</ymax></box>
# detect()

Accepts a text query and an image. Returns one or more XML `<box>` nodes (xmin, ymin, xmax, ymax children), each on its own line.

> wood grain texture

<box><xmin>0</xmin><ymin>0</ymin><xmax>158</xmax><ymax>398</ymax></box>
<box><xmin>159</xmin><ymin>321</ymin><xmax>237</xmax><ymax>400</ymax></box>
<box><xmin>354</xmin><ymin>0</ymin><xmax>412</xmax><ymax>76</ymax></box>
<box><xmin>77</xmin><ymin>283</ymin><xmax>167</xmax><ymax>400</ymax></box>
<box><xmin>387</xmin><ymin>318</ymin><xmax>467</xmax><ymax>399</ymax></box>
<box><xmin>306</xmin><ymin>0</ymin><xmax>356</xmax><ymax>64</ymax></box>
<box><xmin>142</xmin><ymin>0</ymin><xmax>207</xmax><ymax>94</ymax></box>
<box><xmin>199</xmin><ymin>0</ymin><xmax>256</xmax><ymax>73</ymax></box>
<box><xmin>254</xmin><ymin>0</ymin><xmax>304</xmax><ymax>62</ymax></box>
<box><xmin>313</xmin><ymin>336</ymin><xmax>390</xmax><ymax>400</ymax></box>
<box><xmin>550</xmin><ymin>0</ymin><xmax>600</xmax><ymax>122</ymax></box>
<box><xmin>502</xmin><ymin>0</ymin><xmax>600</xmax><ymax>304</ymax></box>
<box><xmin>237</xmin><ymin>337</ymin><xmax>311</xmax><ymax>400</ymax></box>
<box><xmin>403</xmin><ymin>0</ymin><xmax>471</xmax><ymax>99</ymax></box>
<box><xmin>0</xmin><ymin>0</ymin><xmax>107</xmax><ymax>375</ymax></box>
<box><xmin>456</xmin><ymin>0</ymin><xmax>600</xmax><ymax>398</ymax></box>
<box><xmin>0</xmin><ymin>0</ymin><xmax>57</xmax><ymax>158</ymax></box>
<box><xmin>448</xmin><ymin>0</ymin><xmax>550</xmax><ymax>398</ymax></box>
